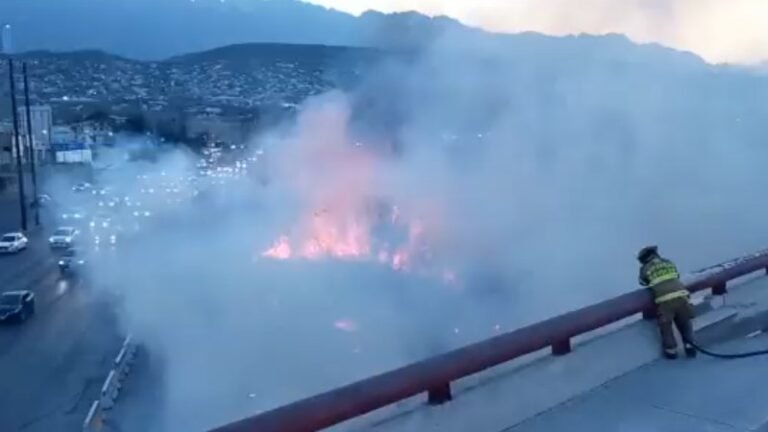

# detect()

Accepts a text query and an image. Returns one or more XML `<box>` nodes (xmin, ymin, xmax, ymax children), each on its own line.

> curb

<box><xmin>83</xmin><ymin>335</ymin><xmax>138</xmax><ymax>431</ymax></box>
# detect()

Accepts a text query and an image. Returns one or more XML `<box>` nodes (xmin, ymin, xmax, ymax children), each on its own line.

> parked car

<box><xmin>0</xmin><ymin>291</ymin><xmax>35</xmax><ymax>323</ymax></box>
<box><xmin>0</xmin><ymin>232</ymin><xmax>28</xmax><ymax>254</ymax></box>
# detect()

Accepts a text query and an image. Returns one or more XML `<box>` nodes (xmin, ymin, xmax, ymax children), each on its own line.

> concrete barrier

<box><xmin>99</xmin><ymin>370</ymin><xmax>117</xmax><ymax>410</ymax></box>
<box><xmin>82</xmin><ymin>400</ymin><xmax>102</xmax><ymax>431</ymax></box>
<box><xmin>83</xmin><ymin>335</ymin><xmax>138</xmax><ymax>431</ymax></box>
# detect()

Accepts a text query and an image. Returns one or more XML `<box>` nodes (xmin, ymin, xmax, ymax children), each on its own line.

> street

<box><xmin>0</xmin><ymin>159</ymin><xmax>219</xmax><ymax>431</ymax></box>
<box><xmin>0</xmin><ymin>187</ymin><xmax>122</xmax><ymax>432</ymax></box>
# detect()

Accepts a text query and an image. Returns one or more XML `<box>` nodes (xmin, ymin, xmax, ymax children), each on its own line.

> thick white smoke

<box><xmin>65</xmin><ymin>26</ymin><xmax>768</xmax><ymax>431</ymax></box>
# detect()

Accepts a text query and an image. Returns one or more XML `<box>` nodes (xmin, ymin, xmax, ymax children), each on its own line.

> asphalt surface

<box><xmin>0</xmin><ymin>188</ymin><xmax>122</xmax><ymax>432</ymax></box>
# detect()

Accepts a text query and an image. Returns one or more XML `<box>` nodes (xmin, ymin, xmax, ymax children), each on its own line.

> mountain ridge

<box><xmin>0</xmin><ymin>0</ymin><xmax>707</xmax><ymax>68</ymax></box>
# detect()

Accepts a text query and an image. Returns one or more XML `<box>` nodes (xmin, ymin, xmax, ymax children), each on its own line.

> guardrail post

<box><xmin>712</xmin><ymin>282</ymin><xmax>727</xmax><ymax>296</ymax></box>
<box><xmin>427</xmin><ymin>382</ymin><xmax>452</xmax><ymax>405</ymax></box>
<box><xmin>551</xmin><ymin>339</ymin><xmax>571</xmax><ymax>356</ymax></box>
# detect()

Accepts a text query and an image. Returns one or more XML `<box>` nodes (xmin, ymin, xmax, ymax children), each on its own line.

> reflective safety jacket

<box><xmin>639</xmin><ymin>257</ymin><xmax>689</xmax><ymax>304</ymax></box>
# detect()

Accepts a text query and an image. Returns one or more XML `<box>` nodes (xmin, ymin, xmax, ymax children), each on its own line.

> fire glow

<box><xmin>258</xmin><ymin>98</ymin><xmax>455</xmax><ymax>280</ymax></box>
<box><xmin>262</xmin><ymin>204</ymin><xmax>426</xmax><ymax>272</ymax></box>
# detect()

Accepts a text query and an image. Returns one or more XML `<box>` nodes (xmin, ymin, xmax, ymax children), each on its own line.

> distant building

<box><xmin>1</xmin><ymin>24</ymin><xmax>12</xmax><ymax>55</ymax></box>
<box><xmin>52</xmin><ymin>141</ymin><xmax>92</xmax><ymax>164</ymax></box>
<box><xmin>71</xmin><ymin>121</ymin><xmax>115</xmax><ymax>146</ymax></box>
<box><xmin>51</xmin><ymin>125</ymin><xmax>77</xmax><ymax>144</ymax></box>
<box><xmin>17</xmin><ymin>105</ymin><xmax>53</xmax><ymax>163</ymax></box>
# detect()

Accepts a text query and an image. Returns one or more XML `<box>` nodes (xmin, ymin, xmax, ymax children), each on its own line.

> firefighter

<box><xmin>637</xmin><ymin>246</ymin><xmax>697</xmax><ymax>359</ymax></box>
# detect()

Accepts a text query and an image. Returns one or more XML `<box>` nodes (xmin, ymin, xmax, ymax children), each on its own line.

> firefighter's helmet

<box><xmin>637</xmin><ymin>245</ymin><xmax>659</xmax><ymax>264</ymax></box>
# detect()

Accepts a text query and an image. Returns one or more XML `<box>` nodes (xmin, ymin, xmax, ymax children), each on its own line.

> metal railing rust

<box><xmin>210</xmin><ymin>251</ymin><xmax>768</xmax><ymax>432</ymax></box>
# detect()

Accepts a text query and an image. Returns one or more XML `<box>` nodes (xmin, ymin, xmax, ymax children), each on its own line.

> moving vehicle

<box><xmin>93</xmin><ymin>232</ymin><xmax>119</xmax><ymax>246</ymax></box>
<box><xmin>0</xmin><ymin>291</ymin><xmax>35</xmax><ymax>323</ymax></box>
<box><xmin>30</xmin><ymin>194</ymin><xmax>52</xmax><ymax>208</ymax></box>
<box><xmin>72</xmin><ymin>182</ymin><xmax>92</xmax><ymax>192</ymax></box>
<box><xmin>92</xmin><ymin>186</ymin><xmax>110</xmax><ymax>196</ymax></box>
<box><xmin>90</xmin><ymin>212</ymin><xmax>112</xmax><ymax>229</ymax></box>
<box><xmin>49</xmin><ymin>227</ymin><xmax>78</xmax><ymax>249</ymax></box>
<box><xmin>98</xmin><ymin>196</ymin><xmax>121</xmax><ymax>208</ymax></box>
<box><xmin>58</xmin><ymin>248</ymin><xmax>86</xmax><ymax>277</ymax></box>
<box><xmin>0</xmin><ymin>233</ymin><xmax>28</xmax><ymax>254</ymax></box>
<box><xmin>61</xmin><ymin>208</ymin><xmax>86</xmax><ymax>221</ymax></box>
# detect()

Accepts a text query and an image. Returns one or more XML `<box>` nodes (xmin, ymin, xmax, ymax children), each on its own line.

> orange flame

<box><xmin>255</xmin><ymin>102</ymin><xmax>454</xmax><ymax>280</ymax></box>
<box><xmin>261</xmin><ymin>203</ymin><xmax>435</xmax><ymax>275</ymax></box>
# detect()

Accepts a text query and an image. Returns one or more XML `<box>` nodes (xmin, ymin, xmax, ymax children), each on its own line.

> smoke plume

<box><xmin>58</xmin><ymin>25</ymin><xmax>768</xmax><ymax>431</ymax></box>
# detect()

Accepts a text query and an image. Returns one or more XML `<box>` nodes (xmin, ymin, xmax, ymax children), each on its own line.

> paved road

<box><xmin>0</xmin><ymin>195</ymin><xmax>59</xmax><ymax>293</ymax></box>
<box><xmin>0</xmin><ymin>197</ymin><xmax>122</xmax><ymax>431</ymax></box>
<box><xmin>0</xmin><ymin>277</ymin><xmax>121</xmax><ymax>432</ymax></box>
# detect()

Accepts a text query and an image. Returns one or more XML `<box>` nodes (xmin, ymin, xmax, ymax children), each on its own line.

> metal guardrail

<box><xmin>209</xmin><ymin>250</ymin><xmax>768</xmax><ymax>432</ymax></box>
<box><xmin>83</xmin><ymin>335</ymin><xmax>137</xmax><ymax>431</ymax></box>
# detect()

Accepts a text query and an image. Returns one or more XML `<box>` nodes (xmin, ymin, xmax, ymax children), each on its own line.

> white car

<box><xmin>0</xmin><ymin>233</ymin><xmax>28</xmax><ymax>254</ymax></box>
<box><xmin>49</xmin><ymin>227</ymin><xmax>78</xmax><ymax>249</ymax></box>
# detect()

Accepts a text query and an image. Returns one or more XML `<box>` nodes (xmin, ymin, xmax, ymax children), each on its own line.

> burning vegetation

<box><xmin>262</xmin><ymin>200</ymin><xmax>430</xmax><ymax>273</ymax></box>
<box><xmin>257</xmin><ymin>92</ymin><xmax>456</xmax><ymax>283</ymax></box>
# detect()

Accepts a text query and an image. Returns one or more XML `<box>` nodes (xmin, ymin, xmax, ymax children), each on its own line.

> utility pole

<box><xmin>22</xmin><ymin>62</ymin><xmax>40</xmax><ymax>227</ymax></box>
<box><xmin>8</xmin><ymin>58</ymin><xmax>27</xmax><ymax>232</ymax></box>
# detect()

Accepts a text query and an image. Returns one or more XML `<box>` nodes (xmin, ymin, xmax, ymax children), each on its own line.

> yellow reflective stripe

<box><xmin>649</xmin><ymin>272</ymin><xmax>679</xmax><ymax>286</ymax></box>
<box><xmin>647</xmin><ymin>261</ymin><xmax>680</xmax><ymax>286</ymax></box>
<box><xmin>655</xmin><ymin>290</ymin><xmax>689</xmax><ymax>304</ymax></box>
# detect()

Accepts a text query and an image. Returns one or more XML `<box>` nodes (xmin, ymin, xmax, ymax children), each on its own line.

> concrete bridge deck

<box><xmin>353</xmin><ymin>274</ymin><xmax>768</xmax><ymax>432</ymax></box>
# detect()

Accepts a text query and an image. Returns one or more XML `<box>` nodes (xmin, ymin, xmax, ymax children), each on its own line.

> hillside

<box><xmin>0</xmin><ymin>42</ymin><xmax>381</xmax><ymax>122</ymax></box>
<box><xmin>0</xmin><ymin>0</ymin><xmax>463</xmax><ymax>59</ymax></box>
<box><xmin>0</xmin><ymin>32</ymin><xmax>765</xmax><ymax>150</ymax></box>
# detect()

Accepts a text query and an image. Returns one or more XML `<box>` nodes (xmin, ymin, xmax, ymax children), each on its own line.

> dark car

<box><xmin>58</xmin><ymin>248</ymin><xmax>87</xmax><ymax>277</ymax></box>
<box><xmin>0</xmin><ymin>291</ymin><xmax>35</xmax><ymax>323</ymax></box>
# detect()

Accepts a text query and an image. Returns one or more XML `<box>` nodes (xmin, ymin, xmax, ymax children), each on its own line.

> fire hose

<box><xmin>684</xmin><ymin>336</ymin><xmax>768</xmax><ymax>359</ymax></box>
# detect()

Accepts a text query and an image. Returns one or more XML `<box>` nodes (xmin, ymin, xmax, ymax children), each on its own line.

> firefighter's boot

<box><xmin>684</xmin><ymin>344</ymin><xmax>697</xmax><ymax>358</ymax></box>
<box><xmin>663</xmin><ymin>348</ymin><xmax>678</xmax><ymax>360</ymax></box>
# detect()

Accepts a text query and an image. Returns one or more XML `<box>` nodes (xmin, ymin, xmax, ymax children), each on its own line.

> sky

<box><xmin>303</xmin><ymin>0</ymin><xmax>768</xmax><ymax>65</ymax></box>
